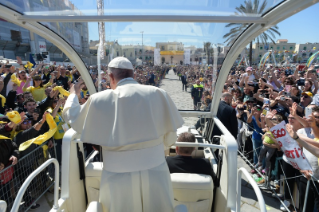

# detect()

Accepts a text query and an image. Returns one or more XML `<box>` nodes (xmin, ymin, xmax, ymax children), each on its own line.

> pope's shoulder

<box><xmin>88</xmin><ymin>82</ymin><xmax>168</xmax><ymax>99</ymax></box>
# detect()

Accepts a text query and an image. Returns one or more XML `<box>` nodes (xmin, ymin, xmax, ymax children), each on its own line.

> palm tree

<box><xmin>204</xmin><ymin>42</ymin><xmax>214</xmax><ymax>65</ymax></box>
<box><xmin>223</xmin><ymin>0</ymin><xmax>281</xmax><ymax>64</ymax></box>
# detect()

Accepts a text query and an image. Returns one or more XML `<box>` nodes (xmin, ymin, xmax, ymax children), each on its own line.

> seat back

<box><xmin>85</xmin><ymin>162</ymin><xmax>103</xmax><ymax>203</ymax></box>
<box><xmin>171</xmin><ymin>173</ymin><xmax>214</xmax><ymax>212</ymax></box>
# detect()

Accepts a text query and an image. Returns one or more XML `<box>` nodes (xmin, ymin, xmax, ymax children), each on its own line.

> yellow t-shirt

<box><xmin>264</xmin><ymin>131</ymin><xmax>275</xmax><ymax>144</ymax></box>
<box><xmin>23</xmin><ymin>82</ymin><xmax>52</xmax><ymax>102</ymax></box>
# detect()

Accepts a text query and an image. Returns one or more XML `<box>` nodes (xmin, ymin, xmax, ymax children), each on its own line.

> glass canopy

<box><xmin>0</xmin><ymin>0</ymin><xmax>284</xmax><ymax>16</ymax></box>
<box><xmin>0</xmin><ymin>0</ymin><xmax>286</xmax><ymax>110</ymax></box>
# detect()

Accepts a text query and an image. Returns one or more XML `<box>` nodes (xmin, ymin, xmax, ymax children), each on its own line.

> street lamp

<box><xmin>140</xmin><ymin>31</ymin><xmax>144</xmax><ymax>62</ymax></box>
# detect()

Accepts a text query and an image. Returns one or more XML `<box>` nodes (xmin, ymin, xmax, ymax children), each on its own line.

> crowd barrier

<box><xmin>0</xmin><ymin>140</ymin><xmax>57</xmax><ymax>212</ymax></box>
<box><xmin>237</xmin><ymin>120</ymin><xmax>319</xmax><ymax>212</ymax></box>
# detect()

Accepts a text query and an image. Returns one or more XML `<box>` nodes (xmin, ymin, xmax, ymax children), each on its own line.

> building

<box><xmin>0</xmin><ymin>0</ymin><xmax>89</xmax><ymax>64</ymax></box>
<box><xmin>251</xmin><ymin>39</ymin><xmax>296</xmax><ymax>64</ymax></box>
<box><xmin>156</xmin><ymin>42</ymin><xmax>184</xmax><ymax>65</ymax></box>
<box><xmin>295</xmin><ymin>42</ymin><xmax>319</xmax><ymax>63</ymax></box>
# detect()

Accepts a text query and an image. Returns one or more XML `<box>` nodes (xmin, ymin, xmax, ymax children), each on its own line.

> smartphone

<box><xmin>262</xmin><ymin>109</ymin><xmax>268</xmax><ymax>116</ymax></box>
<box><xmin>280</xmin><ymin>96</ymin><xmax>285</xmax><ymax>101</ymax></box>
<box><xmin>5</xmin><ymin>65</ymin><xmax>12</xmax><ymax>68</ymax></box>
<box><xmin>305</xmin><ymin>107</ymin><xmax>312</xmax><ymax>119</ymax></box>
<box><xmin>297</xmin><ymin>79</ymin><xmax>305</xmax><ymax>86</ymax></box>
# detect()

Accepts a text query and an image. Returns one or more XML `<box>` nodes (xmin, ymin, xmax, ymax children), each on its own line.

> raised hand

<box><xmin>285</xmin><ymin>123</ymin><xmax>296</xmax><ymax>139</ymax></box>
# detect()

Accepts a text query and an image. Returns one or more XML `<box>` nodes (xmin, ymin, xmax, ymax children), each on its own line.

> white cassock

<box><xmin>63</xmin><ymin>78</ymin><xmax>184</xmax><ymax>212</ymax></box>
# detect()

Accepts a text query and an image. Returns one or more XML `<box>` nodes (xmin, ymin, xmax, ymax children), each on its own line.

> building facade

<box><xmin>0</xmin><ymin>0</ymin><xmax>89</xmax><ymax>63</ymax></box>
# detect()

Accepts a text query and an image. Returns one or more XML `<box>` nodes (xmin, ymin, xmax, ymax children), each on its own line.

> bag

<box><xmin>0</xmin><ymin>165</ymin><xmax>14</xmax><ymax>185</ymax></box>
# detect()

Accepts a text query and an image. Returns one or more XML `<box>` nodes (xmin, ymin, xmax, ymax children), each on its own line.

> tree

<box><xmin>223</xmin><ymin>0</ymin><xmax>281</xmax><ymax>65</ymax></box>
<box><xmin>204</xmin><ymin>42</ymin><xmax>214</xmax><ymax>65</ymax></box>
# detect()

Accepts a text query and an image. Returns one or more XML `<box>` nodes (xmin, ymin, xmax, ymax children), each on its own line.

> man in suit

<box><xmin>166</xmin><ymin>132</ymin><xmax>212</xmax><ymax>177</ymax></box>
<box><xmin>181</xmin><ymin>74</ymin><xmax>187</xmax><ymax>91</ymax></box>
<box><xmin>211</xmin><ymin>92</ymin><xmax>238</xmax><ymax>141</ymax></box>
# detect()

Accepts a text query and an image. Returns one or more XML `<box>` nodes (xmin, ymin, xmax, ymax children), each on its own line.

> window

<box><xmin>117</xmin><ymin>51</ymin><xmax>119</xmax><ymax>56</ymax></box>
<box><xmin>124</xmin><ymin>52</ymin><xmax>126</xmax><ymax>57</ymax></box>
<box><xmin>270</xmin><ymin>46</ymin><xmax>273</xmax><ymax>49</ymax></box>
<box><xmin>290</xmin><ymin>46</ymin><xmax>293</xmax><ymax>50</ymax></box>
<box><xmin>277</xmin><ymin>46</ymin><xmax>280</xmax><ymax>50</ymax></box>
<box><xmin>260</xmin><ymin>46</ymin><xmax>263</xmax><ymax>50</ymax></box>
<box><xmin>161</xmin><ymin>46</ymin><xmax>165</xmax><ymax>51</ymax></box>
<box><xmin>130</xmin><ymin>52</ymin><xmax>132</xmax><ymax>57</ymax></box>
<box><xmin>282</xmin><ymin>46</ymin><xmax>285</xmax><ymax>50</ymax></box>
<box><xmin>259</xmin><ymin>55</ymin><xmax>262</xmax><ymax>57</ymax></box>
<box><xmin>303</xmin><ymin>46</ymin><xmax>307</xmax><ymax>50</ymax></box>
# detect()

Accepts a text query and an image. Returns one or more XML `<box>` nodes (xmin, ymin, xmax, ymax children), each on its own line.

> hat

<box><xmin>108</xmin><ymin>57</ymin><xmax>133</xmax><ymax>71</ymax></box>
<box><xmin>246</xmin><ymin>67</ymin><xmax>253</xmax><ymax>71</ymax></box>
<box><xmin>256</xmin><ymin>105</ymin><xmax>262</xmax><ymax>110</ymax></box>
<box><xmin>19</xmin><ymin>70</ymin><xmax>26</xmax><ymax>73</ymax></box>
<box><xmin>301</xmin><ymin>91</ymin><xmax>313</xmax><ymax>98</ymax></box>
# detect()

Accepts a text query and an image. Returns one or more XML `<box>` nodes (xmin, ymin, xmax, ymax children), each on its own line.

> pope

<box><xmin>63</xmin><ymin>57</ymin><xmax>184</xmax><ymax>212</ymax></box>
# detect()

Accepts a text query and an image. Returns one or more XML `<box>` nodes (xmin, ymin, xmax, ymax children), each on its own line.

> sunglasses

<box><xmin>22</xmin><ymin>120</ymin><xmax>32</xmax><ymax>125</ymax></box>
<box><xmin>34</xmin><ymin>79</ymin><xmax>42</xmax><ymax>81</ymax></box>
<box><xmin>302</xmin><ymin>95</ymin><xmax>309</xmax><ymax>98</ymax></box>
<box><xmin>288</xmin><ymin>117</ymin><xmax>295</xmax><ymax>120</ymax></box>
<box><xmin>271</xmin><ymin>118</ymin><xmax>278</xmax><ymax>121</ymax></box>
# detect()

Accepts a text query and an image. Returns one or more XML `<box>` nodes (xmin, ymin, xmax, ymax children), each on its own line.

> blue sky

<box><xmin>73</xmin><ymin>0</ymin><xmax>319</xmax><ymax>47</ymax></box>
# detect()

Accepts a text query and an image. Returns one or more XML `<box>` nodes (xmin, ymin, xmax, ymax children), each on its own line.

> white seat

<box><xmin>85</xmin><ymin>162</ymin><xmax>188</xmax><ymax>212</ymax></box>
<box><xmin>86</xmin><ymin>162</ymin><xmax>103</xmax><ymax>203</ymax></box>
<box><xmin>0</xmin><ymin>200</ymin><xmax>7</xmax><ymax>212</ymax></box>
<box><xmin>171</xmin><ymin>173</ymin><xmax>214</xmax><ymax>212</ymax></box>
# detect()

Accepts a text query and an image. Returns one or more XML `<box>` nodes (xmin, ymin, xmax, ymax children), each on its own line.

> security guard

<box><xmin>191</xmin><ymin>80</ymin><xmax>204</xmax><ymax>110</ymax></box>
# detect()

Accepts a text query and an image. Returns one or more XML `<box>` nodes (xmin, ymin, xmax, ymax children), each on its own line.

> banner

<box><xmin>270</xmin><ymin>121</ymin><xmax>312</xmax><ymax>171</ymax></box>
<box><xmin>38</xmin><ymin>41</ymin><xmax>50</xmax><ymax>63</ymax></box>
<box><xmin>154</xmin><ymin>48</ymin><xmax>161</xmax><ymax>65</ymax></box>
<box><xmin>184</xmin><ymin>49</ymin><xmax>190</xmax><ymax>65</ymax></box>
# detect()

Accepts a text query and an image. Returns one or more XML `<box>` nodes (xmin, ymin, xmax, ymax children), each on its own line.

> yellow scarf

<box><xmin>0</xmin><ymin>95</ymin><xmax>6</xmax><ymax>107</ymax></box>
<box><xmin>0</xmin><ymin>135</ymin><xmax>11</xmax><ymax>140</ymax></box>
<box><xmin>19</xmin><ymin>113</ymin><xmax>57</xmax><ymax>151</ymax></box>
<box><xmin>11</xmin><ymin>74</ymin><xmax>21</xmax><ymax>87</ymax></box>
<box><xmin>53</xmin><ymin>86</ymin><xmax>70</xmax><ymax>97</ymax></box>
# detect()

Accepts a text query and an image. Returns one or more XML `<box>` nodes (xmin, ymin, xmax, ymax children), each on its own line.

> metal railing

<box><xmin>0</xmin><ymin>140</ymin><xmax>57</xmax><ymax>212</ymax></box>
<box><xmin>237</xmin><ymin>167</ymin><xmax>266</xmax><ymax>212</ymax></box>
<box><xmin>11</xmin><ymin>158</ymin><xmax>59</xmax><ymax>212</ymax></box>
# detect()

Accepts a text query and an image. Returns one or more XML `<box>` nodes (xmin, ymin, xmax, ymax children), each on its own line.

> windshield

<box><xmin>0</xmin><ymin>0</ymin><xmax>286</xmax><ymax>110</ymax></box>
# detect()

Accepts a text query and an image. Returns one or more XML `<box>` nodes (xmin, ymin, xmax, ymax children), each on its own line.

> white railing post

<box><xmin>237</xmin><ymin>167</ymin><xmax>266</xmax><ymax>212</ymax></box>
<box><xmin>11</xmin><ymin>158</ymin><xmax>60</xmax><ymax>212</ymax></box>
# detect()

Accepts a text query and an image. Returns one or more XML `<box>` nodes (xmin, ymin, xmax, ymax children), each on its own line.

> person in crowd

<box><xmin>56</xmin><ymin>66</ymin><xmax>69</xmax><ymax>90</ymax></box>
<box><xmin>191</xmin><ymin>80</ymin><xmax>204</xmax><ymax>110</ymax></box>
<box><xmin>0</xmin><ymin>119</ymin><xmax>19</xmax><ymax>205</ymax></box>
<box><xmin>212</xmin><ymin>92</ymin><xmax>238</xmax><ymax>140</ymax></box>
<box><xmin>22</xmin><ymin>74</ymin><xmax>54</xmax><ymax>102</ymax></box>
<box><xmin>166</xmin><ymin>132</ymin><xmax>212</xmax><ymax>177</ymax></box>
<box><xmin>181</xmin><ymin>73</ymin><xmax>188</xmax><ymax>91</ymax></box>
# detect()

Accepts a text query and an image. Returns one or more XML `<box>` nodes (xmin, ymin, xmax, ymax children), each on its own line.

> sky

<box><xmin>68</xmin><ymin>0</ymin><xmax>319</xmax><ymax>47</ymax></box>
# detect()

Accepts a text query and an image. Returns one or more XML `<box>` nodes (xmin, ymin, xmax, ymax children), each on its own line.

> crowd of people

<box><xmin>181</xmin><ymin>63</ymin><xmax>319</xmax><ymax>211</ymax></box>
<box><xmin>0</xmin><ymin>57</ymin><xmax>168</xmax><ymax>210</ymax></box>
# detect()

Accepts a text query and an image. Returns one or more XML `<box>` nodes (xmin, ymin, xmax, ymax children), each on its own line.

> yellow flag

<box><xmin>7</xmin><ymin>111</ymin><xmax>21</xmax><ymax>124</ymax></box>
<box><xmin>19</xmin><ymin>113</ymin><xmax>57</xmax><ymax>151</ymax></box>
<box><xmin>53</xmin><ymin>86</ymin><xmax>70</xmax><ymax>97</ymax></box>
<box><xmin>11</xmin><ymin>74</ymin><xmax>21</xmax><ymax>87</ymax></box>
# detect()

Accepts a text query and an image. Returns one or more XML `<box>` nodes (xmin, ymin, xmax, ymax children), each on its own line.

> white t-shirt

<box><xmin>242</xmin><ymin>73</ymin><xmax>255</xmax><ymax>82</ymax></box>
<box><xmin>297</xmin><ymin>128</ymin><xmax>319</xmax><ymax>178</ymax></box>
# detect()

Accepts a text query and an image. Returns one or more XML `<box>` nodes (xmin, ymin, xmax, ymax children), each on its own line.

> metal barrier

<box><xmin>11</xmin><ymin>159</ymin><xmax>60</xmax><ymax>212</ymax></box>
<box><xmin>237</xmin><ymin>167</ymin><xmax>266</xmax><ymax>212</ymax></box>
<box><xmin>0</xmin><ymin>140</ymin><xmax>57</xmax><ymax>212</ymax></box>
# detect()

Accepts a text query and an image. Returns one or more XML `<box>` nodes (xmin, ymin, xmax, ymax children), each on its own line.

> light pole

<box><xmin>140</xmin><ymin>31</ymin><xmax>144</xmax><ymax>62</ymax></box>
